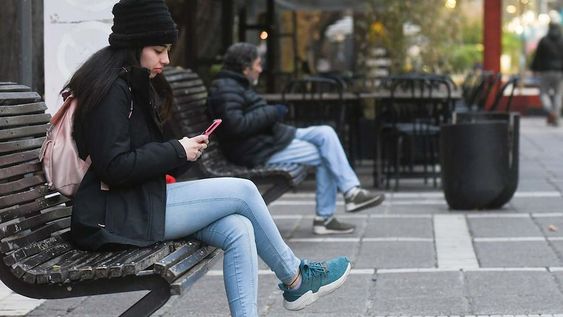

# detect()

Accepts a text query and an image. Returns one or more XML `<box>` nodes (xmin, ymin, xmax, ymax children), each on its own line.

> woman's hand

<box><xmin>178</xmin><ymin>135</ymin><xmax>209</xmax><ymax>161</ymax></box>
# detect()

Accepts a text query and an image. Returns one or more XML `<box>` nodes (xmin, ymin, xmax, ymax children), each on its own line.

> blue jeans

<box><xmin>164</xmin><ymin>177</ymin><xmax>300</xmax><ymax>317</ymax></box>
<box><xmin>266</xmin><ymin>125</ymin><xmax>360</xmax><ymax>218</ymax></box>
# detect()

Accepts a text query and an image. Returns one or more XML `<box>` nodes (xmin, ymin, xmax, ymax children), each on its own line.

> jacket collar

<box><xmin>120</xmin><ymin>66</ymin><xmax>164</xmax><ymax>134</ymax></box>
<box><xmin>217</xmin><ymin>69</ymin><xmax>250</xmax><ymax>88</ymax></box>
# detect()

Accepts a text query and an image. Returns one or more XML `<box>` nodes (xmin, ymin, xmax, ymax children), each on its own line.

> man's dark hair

<box><xmin>222</xmin><ymin>42</ymin><xmax>259</xmax><ymax>73</ymax></box>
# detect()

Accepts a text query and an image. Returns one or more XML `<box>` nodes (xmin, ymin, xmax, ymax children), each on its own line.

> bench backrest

<box><xmin>0</xmin><ymin>88</ymin><xmax>74</xmax><ymax>278</ymax></box>
<box><xmin>0</xmin><ymin>83</ymin><xmax>219</xmax><ymax>301</ymax></box>
<box><xmin>163</xmin><ymin>67</ymin><xmax>238</xmax><ymax>177</ymax></box>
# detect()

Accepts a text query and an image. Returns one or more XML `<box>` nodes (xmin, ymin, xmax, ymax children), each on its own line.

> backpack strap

<box><xmin>50</xmin><ymin>95</ymin><xmax>74</xmax><ymax>126</ymax></box>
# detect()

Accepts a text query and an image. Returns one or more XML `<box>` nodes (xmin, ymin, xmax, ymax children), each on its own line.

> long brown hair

<box><xmin>63</xmin><ymin>46</ymin><xmax>174</xmax><ymax>156</ymax></box>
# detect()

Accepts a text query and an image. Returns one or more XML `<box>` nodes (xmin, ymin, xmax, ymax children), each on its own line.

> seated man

<box><xmin>207</xmin><ymin>42</ymin><xmax>385</xmax><ymax>235</ymax></box>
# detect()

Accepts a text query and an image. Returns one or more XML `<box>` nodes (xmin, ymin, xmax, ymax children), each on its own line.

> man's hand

<box><xmin>179</xmin><ymin>135</ymin><xmax>209</xmax><ymax>161</ymax></box>
<box><xmin>274</xmin><ymin>104</ymin><xmax>289</xmax><ymax>120</ymax></box>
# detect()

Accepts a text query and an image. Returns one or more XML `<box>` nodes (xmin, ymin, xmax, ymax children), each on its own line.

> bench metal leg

<box><xmin>120</xmin><ymin>279</ymin><xmax>171</xmax><ymax>317</ymax></box>
<box><xmin>261</xmin><ymin>181</ymin><xmax>291</xmax><ymax>205</ymax></box>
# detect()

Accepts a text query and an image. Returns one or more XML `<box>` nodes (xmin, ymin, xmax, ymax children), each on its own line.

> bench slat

<box><xmin>172</xmin><ymin>97</ymin><xmax>206</xmax><ymax>109</ymax></box>
<box><xmin>0</xmin><ymin>92</ymin><xmax>42</xmax><ymax>105</ymax></box>
<box><xmin>0</xmin><ymin>193</ymin><xmax>67</xmax><ymax>221</ymax></box>
<box><xmin>0</xmin><ymin>138</ymin><xmax>44</xmax><ymax>154</ymax></box>
<box><xmin>12</xmin><ymin>241</ymin><xmax>73</xmax><ymax>279</ymax></box>
<box><xmin>0</xmin><ymin>175</ymin><xmax>45</xmax><ymax>195</ymax></box>
<box><xmin>171</xmin><ymin>110</ymin><xmax>208</xmax><ymax>123</ymax></box>
<box><xmin>106</xmin><ymin>249</ymin><xmax>146</xmax><ymax>278</ymax></box>
<box><xmin>153</xmin><ymin>241</ymin><xmax>202</xmax><ymax>275</ymax></box>
<box><xmin>173</xmin><ymin>93</ymin><xmax>208</xmax><ymax>105</ymax></box>
<box><xmin>163</xmin><ymin>245</ymin><xmax>215</xmax><ymax>283</ymax></box>
<box><xmin>0</xmin><ymin>185</ymin><xmax>49</xmax><ymax>208</ymax></box>
<box><xmin>0</xmin><ymin>102</ymin><xmax>47</xmax><ymax>116</ymax></box>
<box><xmin>1</xmin><ymin>218</ymin><xmax>70</xmax><ymax>253</ymax></box>
<box><xmin>108</xmin><ymin>243</ymin><xmax>170</xmax><ymax>278</ymax></box>
<box><xmin>0</xmin><ymin>114</ymin><xmax>51</xmax><ymax>128</ymax></box>
<box><xmin>68</xmin><ymin>252</ymin><xmax>120</xmax><ymax>281</ymax></box>
<box><xmin>121</xmin><ymin>243</ymin><xmax>172</xmax><ymax>276</ymax></box>
<box><xmin>95</xmin><ymin>248</ymin><xmax>149</xmax><ymax>279</ymax></box>
<box><xmin>44</xmin><ymin>250</ymin><xmax>93</xmax><ymax>283</ymax></box>
<box><xmin>0</xmin><ymin>124</ymin><xmax>49</xmax><ymax>141</ymax></box>
<box><xmin>171</xmin><ymin>85</ymin><xmax>207</xmax><ymax>96</ymax></box>
<box><xmin>163</xmin><ymin>71</ymin><xmax>200</xmax><ymax>83</ymax></box>
<box><xmin>170</xmin><ymin>248</ymin><xmax>222</xmax><ymax>295</ymax></box>
<box><xmin>0</xmin><ymin>206</ymin><xmax>71</xmax><ymax>239</ymax></box>
<box><xmin>0</xmin><ymin>160</ymin><xmax>42</xmax><ymax>181</ymax></box>
<box><xmin>26</xmin><ymin>249</ymin><xmax>85</xmax><ymax>284</ymax></box>
<box><xmin>77</xmin><ymin>251</ymin><xmax>130</xmax><ymax>281</ymax></box>
<box><xmin>0</xmin><ymin>85</ymin><xmax>31</xmax><ymax>92</ymax></box>
<box><xmin>0</xmin><ymin>149</ymin><xmax>40</xmax><ymax>167</ymax></box>
<box><xmin>169</xmin><ymin>80</ymin><xmax>205</xmax><ymax>90</ymax></box>
<box><xmin>3</xmin><ymin>233</ymin><xmax>69</xmax><ymax>267</ymax></box>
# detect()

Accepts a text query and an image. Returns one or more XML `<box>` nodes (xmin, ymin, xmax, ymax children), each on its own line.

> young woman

<box><xmin>66</xmin><ymin>0</ymin><xmax>351</xmax><ymax>315</ymax></box>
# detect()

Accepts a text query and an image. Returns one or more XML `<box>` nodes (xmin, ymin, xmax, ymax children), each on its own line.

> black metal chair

<box><xmin>282</xmin><ymin>77</ymin><xmax>355</xmax><ymax>163</ymax></box>
<box><xmin>376</xmin><ymin>75</ymin><xmax>452</xmax><ymax>190</ymax></box>
<box><xmin>470</xmin><ymin>71</ymin><xmax>502</xmax><ymax>111</ymax></box>
<box><xmin>489</xmin><ymin>76</ymin><xmax>519</xmax><ymax>112</ymax></box>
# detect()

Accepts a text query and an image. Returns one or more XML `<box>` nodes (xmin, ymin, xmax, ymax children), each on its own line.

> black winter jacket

<box><xmin>207</xmin><ymin>70</ymin><xmax>295</xmax><ymax>167</ymax></box>
<box><xmin>531</xmin><ymin>29</ymin><xmax>563</xmax><ymax>72</ymax></box>
<box><xmin>71</xmin><ymin>67</ymin><xmax>191</xmax><ymax>251</ymax></box>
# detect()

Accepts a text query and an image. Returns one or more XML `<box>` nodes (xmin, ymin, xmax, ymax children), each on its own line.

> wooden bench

<box><xmin>163</xmin><ymin>67</ymin><xmax>310</xmax><ymax>204</ymax></box>
<box><xmin>0</xmin><ymin>83</ymin><xmax>222</xmax><ymax>316</ymax></box>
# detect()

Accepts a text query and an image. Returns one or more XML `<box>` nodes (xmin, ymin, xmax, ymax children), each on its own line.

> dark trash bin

<box><xmin>440</xmin><ymin>112</ymin><xmax>519</xmax><ymax>210</ymax></box>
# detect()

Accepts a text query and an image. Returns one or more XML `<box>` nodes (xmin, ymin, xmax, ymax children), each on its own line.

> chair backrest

<box><xmin>379</xmin><ymin>75</ymin><xmax>452</xmax><ymax>128</ymax></box>
<box><xmin>282</xmin><ymin>77</ymin><xmax>343</xmax><ymax>98</ymax></box>
<box><xmin>489</xmin><ymin>76</ymin><xmax>519</xmax><ymax>112</ymax></box>
<box><xmin>472</xmin><ymin>71</ymin><xmax>501</xmax><ymax>110</ymax></box>
<box><xmin>281</xmin><ymin>77</ymin><xmax>345</xmax><ymax>131</ymax></box>
<box><xmin>0</xmin><ymin>89</ymin><xmax>72</xmax><ymax>267</ymax></box>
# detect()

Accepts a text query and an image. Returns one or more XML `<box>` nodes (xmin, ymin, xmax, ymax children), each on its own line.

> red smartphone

<box><xmin>202</xmin><ymin>119</ymin><xmax>222</xmax><ymax>136</ymax></box>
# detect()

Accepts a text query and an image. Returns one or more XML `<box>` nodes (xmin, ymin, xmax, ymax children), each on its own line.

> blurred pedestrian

<box><xmin>531</xmin><ymin>23</ymin><xmax>563</xmax><ymax>126</ymax></box>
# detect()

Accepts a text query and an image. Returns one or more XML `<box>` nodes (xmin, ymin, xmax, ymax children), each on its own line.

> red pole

<box><xmin>483</xmin><ymin>0</ymin><xmax>502</xmax><ymax>73</ymax></box>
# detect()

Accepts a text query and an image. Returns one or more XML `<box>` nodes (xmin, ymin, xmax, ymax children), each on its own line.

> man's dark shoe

<box><xmin>279</xmin><ymin>257</ymin><xmax>351</xmax><ymax>310</ymax></box>
<box><xmin>313</xmin><ymin>216</ymin><xmax>355</xmax><ymax>235</ymax></box>
<box><xmin>547</xmin><ymin>112</ymin><xmax>557</xmax><ymax>125</ymax></box>
<box><xmin>345</xmin><ymin>188</ymin><xmax>385</xmax><ymax>213</ymax></box>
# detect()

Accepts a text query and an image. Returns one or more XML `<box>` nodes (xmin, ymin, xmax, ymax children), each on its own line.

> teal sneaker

<box><xmin>278</xmin><ymin>256</ymin><xmax>351</xmax><ymax>311</ymax></box>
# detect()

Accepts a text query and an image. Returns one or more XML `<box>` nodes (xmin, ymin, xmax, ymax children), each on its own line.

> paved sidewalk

<box><xmin>3</xmin><ymin>117</ymin><xmax>563</xmax><ymax>316</ymax></box>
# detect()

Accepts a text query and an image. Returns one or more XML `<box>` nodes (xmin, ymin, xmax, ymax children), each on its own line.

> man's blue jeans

<box><xmin>164</xmin><ymin>177</ymin><xmax>300</xmax><ymax>317</ymax></box>
<box><xmin>266</xmin><ymin>125</ymin><xmax>360</xmax><ymax>218</ymax></box>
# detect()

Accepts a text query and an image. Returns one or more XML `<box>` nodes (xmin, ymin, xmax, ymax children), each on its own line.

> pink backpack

<box><xmin>39</xmin><ymin>94</ymin><xmax>91</xmax><ymax>197</ymax></box>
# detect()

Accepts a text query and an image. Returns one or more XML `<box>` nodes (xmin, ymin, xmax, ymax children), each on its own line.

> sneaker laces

<box><xmin>302</xmin><ymin>260</ymin><xmax>329</xmax><ymax>280</ymax></box>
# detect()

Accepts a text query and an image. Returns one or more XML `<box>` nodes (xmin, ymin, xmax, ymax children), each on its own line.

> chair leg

<box><xmin>395</xmin><ymin>136</ymin><xmax>402</xmax><ymax>191</ymax></box>
<box><xmin>423</xmin><ymin>135</ymin><xmax>429</xmax><ymax>185</ymax></box>
<box><xmin>384</xmin><ymin>138</ymin><xmax>392</xmax><ymax>190</ymax></box>
<box><xmin>432</xmin><ymin>135</ymin><xmax>439</xmax><ymax>188</ymax></box>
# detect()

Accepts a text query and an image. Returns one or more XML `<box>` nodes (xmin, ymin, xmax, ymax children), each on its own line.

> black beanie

<box><xmin>109</xmin><ymin>0</ymin><xmax>178</xmax><ymax>48</ymax></box>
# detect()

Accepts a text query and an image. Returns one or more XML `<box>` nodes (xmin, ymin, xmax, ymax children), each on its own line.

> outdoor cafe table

<box><xmin>261</xmin><ymin>90</ymin><xmax>461</xmax><ymax>102</ymax></box>
<box><xmin>261</xmin><ymin>89</ymin><xmax>462</xmax><ymax>187</ymax></box>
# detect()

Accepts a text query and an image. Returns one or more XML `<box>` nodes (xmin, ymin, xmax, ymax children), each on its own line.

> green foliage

<box><xmin>359</xmin><ymin>0</ymin><xmax>484</xmax><ymax>74</ymax></box>
<box><xmin>502</xmin><ymin>31</ymin><xmax>522</xmax><ymax>73</ymax></box>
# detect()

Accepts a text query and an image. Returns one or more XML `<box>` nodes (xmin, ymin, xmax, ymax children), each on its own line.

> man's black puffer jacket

<box><xmin>207</xmin><ymin>70</ymin><xmax>295</xmax><ymax>167</ymax></box>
